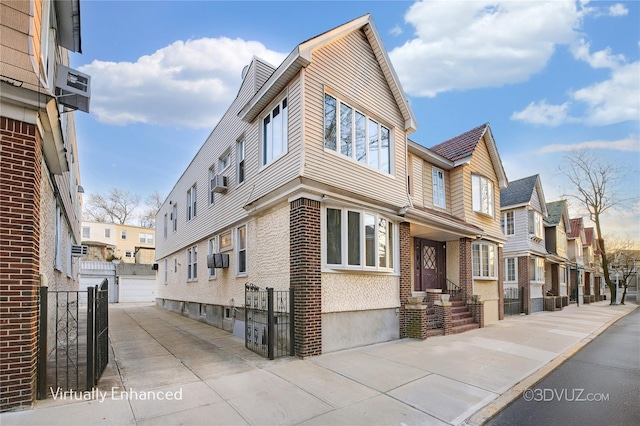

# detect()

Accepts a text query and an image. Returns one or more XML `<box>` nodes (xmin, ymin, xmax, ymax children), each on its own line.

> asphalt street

<box><xmin>486</xmin><ymin>308</ymin><xmax>640</xmax><ymax>426</ymax></box>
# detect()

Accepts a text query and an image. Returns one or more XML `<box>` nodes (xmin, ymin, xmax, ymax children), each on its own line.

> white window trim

<box><xmin>472</xmin><ymin>242</ymin><xmax>498</xmax><ymax>280</ymax></box>
<box><xmin>186</xmin><ymin>184</ymin><xmax>197</xmax><ymax>221</ymax></box>
<box><xmin>323</xmin><ymin>92</ymin><xmax>393</xmax><ymax>175</ymax></box>
<box><xmin>218</xmin><ymin>149</ymin><xmax>232</xmax><ymax>172</ymax></box>
<box><xmin>528</xmin><ymin>210</ymin><xmax>544</xmax><ymax>240</ymax></box>
<box><xmin>164</xmin><ymin>259</ymin><xmax>168</xmax><ymax>284</ymax></box>
<box><xmin>208</xmin><ymin>238</ymin><xmax>217</xmax><ymax>279</ymax></box>
<box><xmin>236</xmin><ymin>225</ymin><xmax>247</xmax><ymax>276</ymax></box>
<box><xmin>208</xmin><ymin>167</ymin><xmax>216</xmax><ymax>206</ymax></box>
<box><xmin>219</xmin><ymin>230</ymin><xmax>233</xmax><ymax>252</ymax></box>
<box><xmin>237</xmin><ymin>139</ymin><xmax>245</xmax><ymax>186</ymax></box>
<box><xmin>504</xmin><ymin>257</ymin><xmax>517</xmax><ymax>282</ymax></box>
<box><xmin>172</xmin><ymin>204</ymin><xmax>178</xmax><ymax>232</ymax></box>
<box><xmin>54</xmin><ymin>203</ymin><xmax>62</xmax><ymax>270</ymax></box>
<box><xmin>529</xmin><ymin>256</ymin><xmax>545</xmax><ymax>283</ymax></box>
<box><xmin>322</xmin><ymin>206</ymin><xmax>397</xmax><ymax>273</ymax></box>
<box><xmin>432</xmin><ymin>167</ymin><xmax>446</xmax><ymax>208</ymax></box>
<box><xmin>261</xmin><ymin>94</ymin><xmax>289</xmax><ymax>168</ymax></box>
<box><xmin>559</xmin><ymin>265</ymin><xmax>567</xmax><ymax>284</ymax></box>
<box><xmin>472</xmin><ymin>174</ymin><xmax>494</xmax><ymax>217</ymax></box>
<box><xmin>187</xmin><ymin>246</ymin><xmax>198</xmax><ymax>281</ymax></box>
<box><xmin>502</xmin><ymin>211</ymin><xmax>515</xmax><ymax>236</ymax></box>
<box><xmin>163</xmin><ymin>213</ymin><xmax>168</xmax><ymax>239</ymax></box>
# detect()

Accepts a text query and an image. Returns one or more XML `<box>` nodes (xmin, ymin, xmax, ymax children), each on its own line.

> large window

<box><xmin>529</xmin><ymin>256</ymin><xmax>545</xmax><ymax>283</ymax></box>
<box><xmin>82</xmin><ymin>226</ymin><xmax>90</xmax><ymax>239</ymax></box>
<box><xmin>472</xmin><ymin>242</ymin><xmax>497</xmax><ymax>279</ymax></box>
<box><xmin>237</xmin><ymin>225</ymin><xmax>247</xmax><ymax>275</ymax></box>
<box><xmin>139</xmin><ymin>233</ymin><xmax>153</xmax><ymax>244</ymax></box>
<box><xmin>237</xmin><ymin>139</ymin><xmax>245</xmax><ymax>184</ymax></box>
<box><xmin>432</xmin><ymin>167</ymin><xmax>445</xmax><ymax>208</ymax></box>
<box><xmin>324</xmin><ymin>94</ymin><xmax>391</xmax><ymax>174</ymax></box>
<box><xmin>263</xmin><ymin>97</ymin><xmax>288</xmax><ymax>165</ymax></box>
<box><xmin>502</xmin><ymin>211</ymin><xmax>515</xmax><ymax>236</ymax></box>
<box><xmin>505</xmin><ymin>257</ymin><xmax>516</xmax><ymax>282</ymax></box>
<box><xmin>186</xmin><ymin>184</ymin><xmax>197</xmax><ymax>221</ymax></box>
<box><xmin>187</xmin><ymin>246</ymin><xmax>198</xmax><ymax>281</ymax></box>
<box><xmin>472</xmin><ymin>174</ymin><xmax>494</xmax><ymax>216</ymax></box>
<box><xmin>325</xmin><ymin>207</ymin><xmax>394</xmax><ymax>271</ymax></box>
<box><xmin>528</xmin><ymin>210</ymin><xmax>544</xmax><ymax>239</ymax></box>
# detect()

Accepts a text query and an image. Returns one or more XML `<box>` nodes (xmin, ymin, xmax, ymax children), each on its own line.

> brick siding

<box><xmin>518</xmin><ymin>256</ymin><xmax>531</xmax><ymax>315</ymax></box>
<box><xmin>459</xmin><ymin>238</ymin><xmax>472</xmax><ymax>296</ymax></box>
<box><xmin>0</xmin><ymin>117</ymin><xmax>42</xmax><ymax>411</ymax></box>
<box><xmin>399</xmin><ymin>222</ymin><xmax>411</xmax><ymax>338</ymax></box>
<box><xmin>289</xmin><ymin>198</ymin><xmax>322</xmax><ymax>357</ymax></box>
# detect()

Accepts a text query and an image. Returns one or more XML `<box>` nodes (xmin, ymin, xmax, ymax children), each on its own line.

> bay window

<box><xmin>325</xmin><ymin>207</ymin><xmax>394</xmax><ymax>271</ymax></box>
<box><xmin>472</xmin><ymin>242</ymin><xmax>497</xmax><ymax>279</ymax></box>
<box><xmin>263</xmin><ymin>97</ymin><xmax>288</xmax><ymax>165</ymax></box>
<box><xmin>528</xmin><ymin>210</ymin><xmax>544</xmax><ymax>239</ymax></box>
<box><xmin>529</xmin><ymin>256</ymin><xmax>545</xmax><ymax>283</ymax></box>
<box><xmin>472</xmin><ymin>174</ymin><xmax>494</xmax><ymax>216</ymax></box>
<box><xmin>324</xmin><ymin>93</ymin><xmax>391</xmax><ymax>174</ymax></box>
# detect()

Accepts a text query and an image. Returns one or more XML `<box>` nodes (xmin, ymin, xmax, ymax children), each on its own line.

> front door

<box><xmin>414</xmin><ymin>238</ymin><xmax>445</xmax><ymax>292</ymax></box>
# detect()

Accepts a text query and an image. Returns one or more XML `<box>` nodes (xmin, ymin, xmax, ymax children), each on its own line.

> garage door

<box><xmin>118</xmin><ymin>276</ymin><xmax>156</xmax><ymax>302</ymax></box>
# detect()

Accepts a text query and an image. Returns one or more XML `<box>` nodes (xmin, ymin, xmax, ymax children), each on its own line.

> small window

<box><xmin>224</xmin><ymin>307</ymin><xmax>232</xmax><ymax>319</ymax></box>
<box><xmin>186</xmin><ymin>184</ymin><xmax>197</xmax><ymax>221</ymax></box>
<box><xmin>208</xmin><ymin>238</ymin><xmax>217</xmax><ymax>279</ymax></box>
<box><xmin>263</xmin><ymin>97</ymin><xmax>288</xmax><ymax>166</ymax></box>
<box><xmin>172</xmin><ymin>204</ymin><xmax>178</xmax><ymax>232</ymax></box>
<box><xmin>502</xmin><ymin>211</ymin><xmax>515</xmax><ymax>236</ymax></box>
<box><xmin>237</xmin><ymin>139</ymin><xmax>245</xmax><ymax>184</ymax></box>
<box><xmin>124</xmin><ymin>251</ymin><xmax>134</xmax><ymax>258</ymax></box>
<box><xmin>82</xmin><ymin>226</ymin><xmax>90</xmax><ymax>239</ymax></box>
<box><xmin>432</xmin><ymin>167</ymin><xmax>445</xmax><ymax>208</ymax></box>
<box><xmin>200</xmin><ymin>304</ymin><xmax>207</xmax><ymax>317</ymax></box>
<box><xmin>139</xmin><ymin>233</ymin><xmax>153</xmax><ymax>244</ymax></box>
<box><xmin>164</xmin><ymin>259</ymin><xmax>168</xmax><ymax>284</ymax></box>
<box><xmin>174</xmin><ymin>258</ymin><xmax>177</xmax><ymax>273</ymax></box>
<box><xmin>219</xmin><ymin>230</ymin><xmax>232</xmax><ymax>251</ymax></box>
<box><xmin>472</xmin><ymin>174</ymin><xmax>494</xmax><ymax>216</ymax></box>
<box><xmin>528</xmin><ymin>210</ymin><xmax>544</xmax><ymax>239</ymax></box>
<box><xmin>529</xmin><ymin>256</ymin><xmax>545</xmax><ymax>283</ymax></box>
<box><xmin>505</xmin><ymin>257</ymin><xmax>516</xmax><ymax>282</ymax></box>
<box><xmin>163</xmin><ymin>213</ymin><xmax>168</xmax><ymax>238</ymax></box>
<box><xmin>208</xmin><ymin>167</ymin><xmax>216</xmax><ymax>205</ymax></box>
<box><xmin>472</xmin><ymin>242</ymin><xmax>497</xmax><ymax>279</ymax></box>
<box><xmin>105</xmin><ymin>228</ymin><xmax>111</xmax><ymax>238</ymax></box>
<box><xmin>219</xmin><ymin>152</ymin><xmax>231</xmax><ymax>171</ymax></box>
<box><xmin>187</xmin><ymin>246</ymin><xmax>198</xmax><ymax>281</ymax></box>
<box><xmin>237</xmin><ymin>225</ymin><xmax>247</xmax><ymax>275</ymax></box>
<box><xmin>121</xmin><ymin>230</ymin><xmax>127</xmax><ymax>240</ymax></box>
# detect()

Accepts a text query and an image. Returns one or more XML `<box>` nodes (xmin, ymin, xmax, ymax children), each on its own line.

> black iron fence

<box><xmin>504</xmin><ymin>287</ymin><xmax>523</xmax><ymax>316</ymax></box>
<box><xmin>245</xmin><ymin>284</ymin><xmax>294</xmax><ymax>359</ymax></box>
<box><xmin>38</xmin><ymin>280</ymin><xmax>109</xmax><ymax>398</ymax></box>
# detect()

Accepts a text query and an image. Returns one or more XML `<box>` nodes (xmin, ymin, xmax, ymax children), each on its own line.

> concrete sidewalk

<box><xmin>2</xmin><ymin>300</ymin><xmax>637</xmax><ymax>425</ymax></box>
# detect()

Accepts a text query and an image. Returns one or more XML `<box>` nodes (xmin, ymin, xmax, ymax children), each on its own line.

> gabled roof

<box><xmin>500</xmin><ymin>175</ymin><xmax>538</xmax><ymax>208</ymax></box>
<box><xmin>545</xmin><ymin>200</ymin><xmax>572</xmax><ymax>231</ymax></box>
<box><xmin>239</xmin><ymin>14</ymin><xmax>417</xmax><ymax>133</ymax></box>
<box><xmin>567</xmin><ymin>217</ymin><xmax>584</xmax><ymax>240</ymax></box>
<box><xmin>427</xmin><ymin>123</ymin><xmax>508</xmax><ymax>189</ymax></box>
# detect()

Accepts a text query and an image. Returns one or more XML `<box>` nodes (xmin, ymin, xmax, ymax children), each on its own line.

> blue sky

<box><xmin>72</xmin><ymin>0</ymin><xmax>639</xmax><ymax>240</ymax></box>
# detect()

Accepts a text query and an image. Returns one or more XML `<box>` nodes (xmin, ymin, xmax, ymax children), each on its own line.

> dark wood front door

<box><xmin>414</xmin><ymin>238</ymin><xmax>445</xmax><ymax>292</ymax></box>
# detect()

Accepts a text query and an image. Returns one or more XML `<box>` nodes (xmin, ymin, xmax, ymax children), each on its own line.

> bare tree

<box><xmin>139</xmin><ymin>191</ymin><xmax>164</xmax><ymax>228</ymax></box>
<box><xmin>560</xmin><ymin>150</ymin><xmax>629</xmax><ymax>304</ymax></box>
<box><xmin>83</xmin><ymin>188</ymin><xmax>141</xmax><ymax>225</ymax></box>
<box><xmin>607</xmin><ymin>237</ymin><xmax>640</xmax><ymax>305</ymax></box>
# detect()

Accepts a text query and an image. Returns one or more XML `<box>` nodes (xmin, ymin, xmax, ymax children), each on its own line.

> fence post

<box><xmin>87</xmin><ymin>286</ymin><xmax>95</xmax><ymax>389</ymax></box>
<box><xmin>267</xmin><ymin>288</ymin><xmax>274</xmax><ymax>360</ymax></box>
<box><xmin>289</xmin><ymin>288</ymin><xmax>295</xmax><ymax>356</ymax></box>
<box><xmin>37</xmin><ymin>286</ymin><xmax>48</xmax><ymax>399</ymax></box>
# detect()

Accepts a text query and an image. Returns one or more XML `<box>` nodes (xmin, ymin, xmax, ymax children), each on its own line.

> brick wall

<box><xmin>459</xmin><ymin>238</ymin><xmax>472</xmax><ymax>296</ymax></box>
<box><xmin>518</xmin><ymin>255</ymin><xmax>531</xmax><ymax>315</ymax></box>
<box><xmin>0</xmin><ymin>117</ymin><xmax>42</xmax><ymax>411</ymax></box>
<box><xmin>399</xmin><ymin>222</ymin><xmax>411</xmax><ymax>338</ymax></box>
<box><xmin>289</xmin><ymin>198</ymin><xmax>321</xmax><ymax>357</ymax></box>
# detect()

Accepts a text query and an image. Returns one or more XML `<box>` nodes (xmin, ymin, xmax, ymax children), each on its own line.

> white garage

<box><xmin>118</xmin><ymin>275</ymin><xmax>156</xmax><ymax>302</ymax></box>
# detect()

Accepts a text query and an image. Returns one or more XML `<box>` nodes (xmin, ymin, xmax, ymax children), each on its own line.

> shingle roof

<box><xmin>567</xmin><ymin>218</ymin><xmax>583</xmax><ymax>239</ymax></box>
<box><xmin>430</xmin><ymin>123</ymin><xmax>488</xmax><ymax>162</ymax></box>
<box><xmin>545</xmin><ymin>200</ymin><xmax>567</xmax><ymax>226</ymax></box>
<box><xmin>584</xmin><ymin>227</ymin><xmax>594</xmax><ymax>245</ymax></box>
<box><xmin>500</xmin><ymin>175</ymin><xmax>539</xmax><ymax>208</ymax></box>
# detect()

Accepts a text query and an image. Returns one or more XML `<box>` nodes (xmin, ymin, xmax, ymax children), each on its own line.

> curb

<box><xmin>464</xmin><ymin>303</ymin><xmax>640</xmax><ymax>426</ymax></box>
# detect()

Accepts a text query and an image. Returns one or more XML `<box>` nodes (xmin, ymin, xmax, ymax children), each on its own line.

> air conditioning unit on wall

<box><xmin>212</xmin><ymin>175</ymin><xmax>228</xmax><ymax>193</ymax></box>
<box><xmin>56</xmin><ymin>65</ymin><xmax>91</xmax><ymax>113</ymax></box>
<box><xmin>71</xmin><ymin>244</ymin><xmax>88</xmax><ymax>257</ymax></box>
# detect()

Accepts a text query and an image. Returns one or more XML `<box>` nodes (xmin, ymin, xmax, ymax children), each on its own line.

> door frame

<box><xmin>413</xmin><ymin>238</ymin><xmax>446</xmax><ymax>292</ymax></box>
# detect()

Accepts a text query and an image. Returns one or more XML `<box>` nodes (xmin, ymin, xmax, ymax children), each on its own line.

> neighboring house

<box><xmin>155</xmin><ymin>15</ymin><xmax>507</xmax><ymax>357</ymax></box>
<box><xmin>582</xmin><ymin>227</ymin><xmax>603</xmax><ymax>302</ymax></box>
<box><xmin>81</xmin><ymin>221</ymin><xmax>155</xmax><ymax>263</ymax></box>
<box><xmin>500</xmin><ymin>175</ymin><xmax>549</xmax><ymax>314</ymax></box>
<box><xmin>80</xmin><ymin>261</ymin><xmax>156</xmax><ymax>304</ymax></box>
<box><xmin>544</xmin><ymin>200</ymin><xmax>572</xmax><ymax>300</ymax></box>
<box><xmin>567</xmin><ymin>217</ymin><xmax>586</xmax><ymax>302</ymax></box>
<box><xmin>0</xmin><ymin>0</ymin><xmax>89</xmax><ymax>412</ymax></box>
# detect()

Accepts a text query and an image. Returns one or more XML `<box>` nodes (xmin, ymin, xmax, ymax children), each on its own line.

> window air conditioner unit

<box><xmin>55</xmin><ymin>65</ymin><xmax>91</xmax><ymax>113</ymax></box>
<box><xmin>71</xmin><ymin>244</ymin><xmax>88</xmax><ymax>257</ymax></box>
<box><xmin>207</xmin><ymin>253</ymin><xmax>229</xmax><ymax>269</ymax></box>
<box><xmin>212</xmin><ymin>175</ymin><xmax>228</xmax><ymax>193</ymax></box>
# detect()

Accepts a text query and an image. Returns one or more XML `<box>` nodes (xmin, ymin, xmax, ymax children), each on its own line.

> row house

<box><xmin>155</xmin><ymin>15</ymin><xmax>508</xmax><ymax>357</ymax></box>
<box><xmin>582</xmin><ymin>227</ymin><xmax>604</xmax><ymax>303</ymax></box>
<box><xmin>81</xmin><ymin>221</ymin><xmax>156</xmax><ymax>263</ymax></box>
<box><xmin>544</xmin><ymin>200</ymin><xmax>572</xmax><ymax>301</ymax></box>
<box><xmin>0</xmin><ymin>0</ymin><xmax>90</xmax><ymax>411</ymax></box>
<box><xmin>567</xmin><ymin>217</ymin><xmax>586</xmax><ymax>302</ymax></box>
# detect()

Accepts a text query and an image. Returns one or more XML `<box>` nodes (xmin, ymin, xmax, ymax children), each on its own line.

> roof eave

<box><xmin>407</xmin><ymin>140</ymin><xmax>454</xmax><ymax>170</ymax></box>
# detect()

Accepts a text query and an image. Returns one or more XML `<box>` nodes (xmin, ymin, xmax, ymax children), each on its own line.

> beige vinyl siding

<box><xmin>450</xmin><ymin>167</ymin><xmax>466</xmax><ymax>220</ymax></box>
<box><xmin>556</xmin><ymin>220</ymin><xmax>568</xmax><ymax>258</ymax></box>
<box><xmin>410</xmin><ymin>154</ymin><xmax>422</xmax><ymax>206</ymax></box>
<box><xmin>422</xmin><ymin>163</ymin><xmax>452</xmax><ymax>213</ymax></box>
<box><xmin>465</xmin><ymin>135</ymin><xmax>502</xmax><ymax>239</ymax></box>
<box><xmin>302</xmin><ymin>29</ymin><xmax>407</xmax><ymax>207</ymax></box>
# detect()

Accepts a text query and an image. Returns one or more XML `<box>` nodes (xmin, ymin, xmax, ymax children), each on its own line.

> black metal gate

<box><xmin>504</xmin><ymin>287</ymin><xmax>523</xmax><ymax>316</ymax></box>
<box><xmin>37</xmin><ymin>279</ymin><xmax>109</xmax><ymax>398</ymax></box>
<box><xmin>245</xmin><ymin>284</ymin><xmax>294</xmax><ymax>359</ymax></box>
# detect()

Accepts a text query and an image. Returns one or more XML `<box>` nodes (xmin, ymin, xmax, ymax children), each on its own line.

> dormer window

<box><xmin>528</xmin><ymin>210</ymin><xmax>544</xmax><ymax>240</ymax></box>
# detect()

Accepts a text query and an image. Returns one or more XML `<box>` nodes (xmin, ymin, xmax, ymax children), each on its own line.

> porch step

<box><xmin>426</xmin><ymin>328</ymin><xmax>444</xmax><ymax>337</ymax></box>
<box><xmin>450</xmin><ymin>322</ymin><xmax>480</xmax><ymax>334</ymax></box>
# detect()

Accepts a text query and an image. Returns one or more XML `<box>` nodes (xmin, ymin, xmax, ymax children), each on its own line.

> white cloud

<box><xmin>390</xmin><ymin>25</ymin><xmax>403</xmax><ymax>36</ymax></box>
<box><xmin>389</xmin><ymin>1</ymin><xmax>583</xmax><ymax>97</ymax></box>
<box><xmin>572</xmin><ymin>61</ymin><xmax>640</xmax><ymax>126</ymax></box>
<box><xmin>511</xmin><ymin>100</ymin><xmax>572</xmax><ymax>127</ymax></box>
<box><xmin>608</xmin><ymin>3</ymin><xmax>628</xmax><ymax>17</ymax></box>
<box><xmin>79</xmin><ymin>37</ymin><xmax>287</xmax><ymax>129</ymax></box>
<box><xmin>571</xmin><ymin>39</ymin><xmax>625</xmax><ymax>69</ymax></box>
<box><xmin>538</xmin><ymin>134</ymin><xmax>640</xmax><ymax>153</ymax></box>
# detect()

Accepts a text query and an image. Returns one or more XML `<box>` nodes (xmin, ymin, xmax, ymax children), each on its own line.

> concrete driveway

<box><xmin>2</xmin><ymin>300</ymin><xmax>637</xmax><ymax>425</ymax></box>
